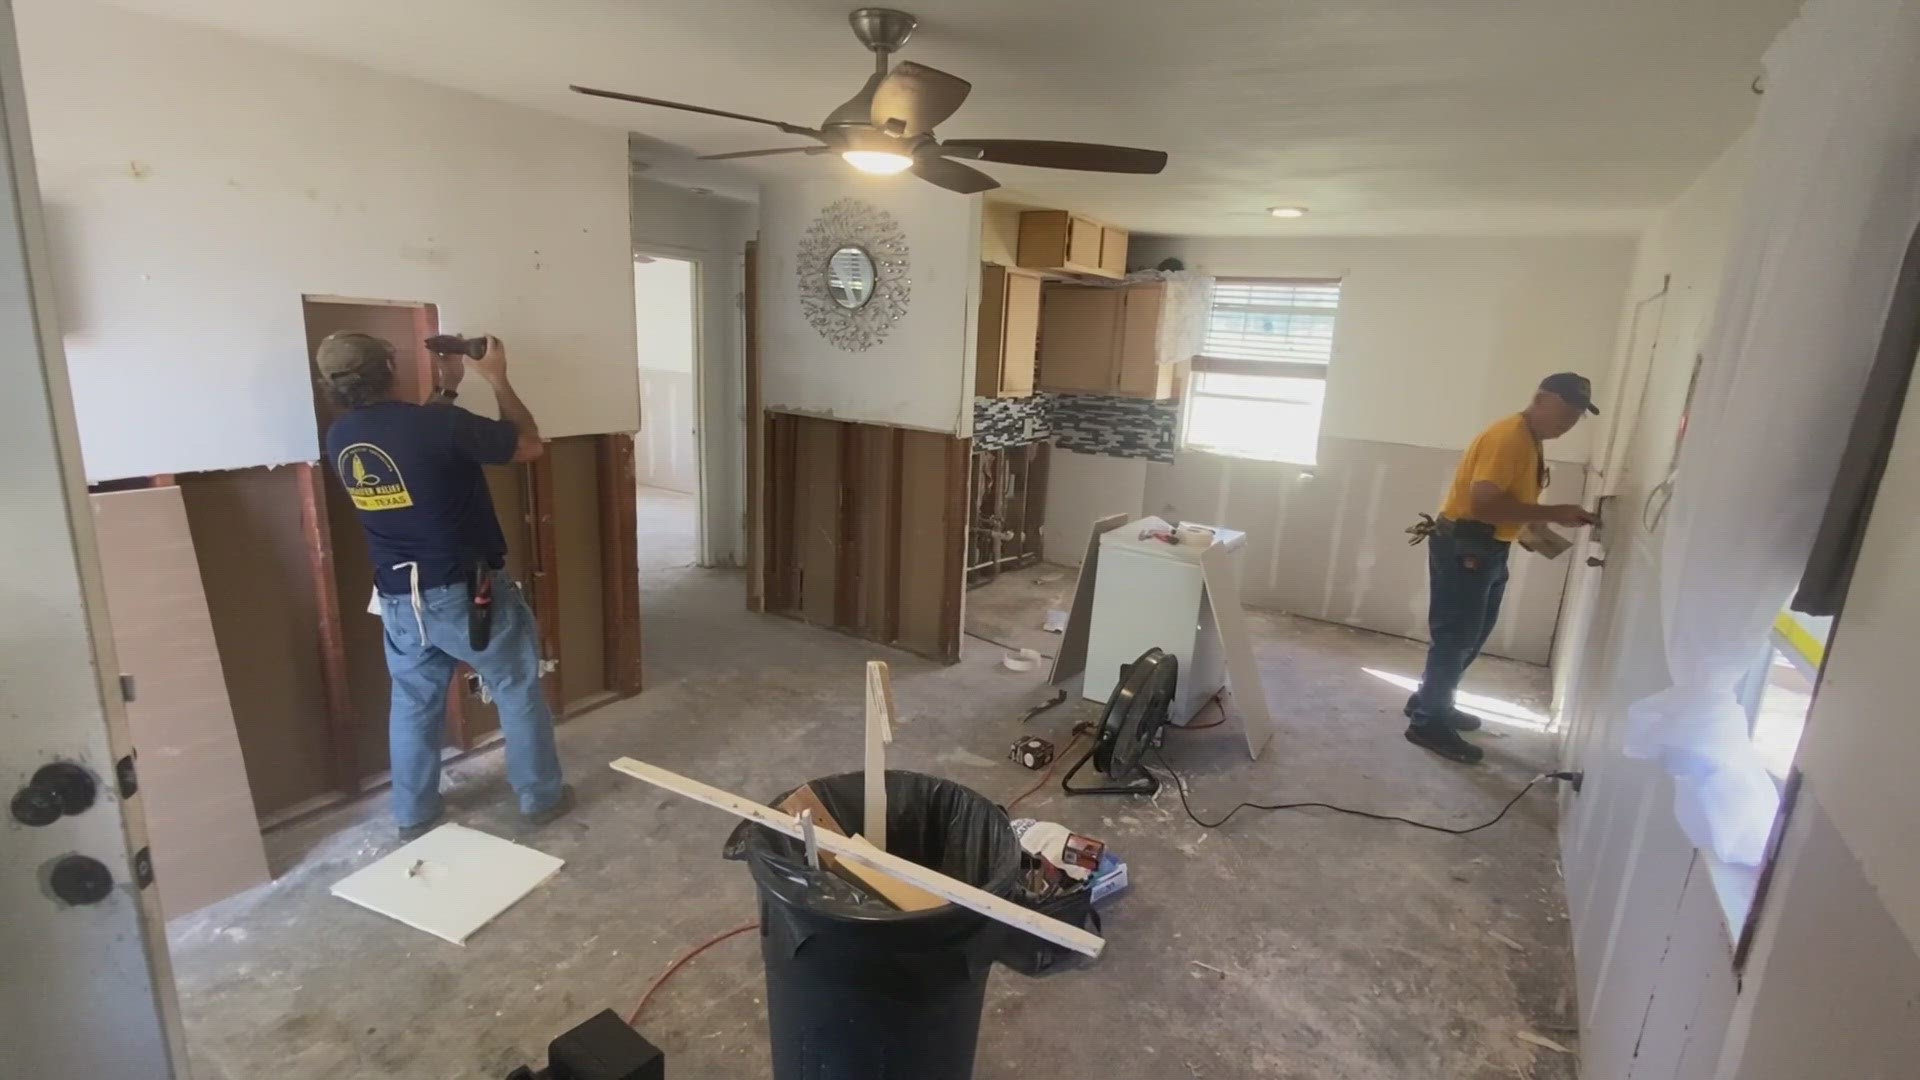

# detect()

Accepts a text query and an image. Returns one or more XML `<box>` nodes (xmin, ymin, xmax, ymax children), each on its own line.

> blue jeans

<box><xmin>378</xmin><ymin>571</ymin><xmax>563</xmax><ymax>827</ymax></box>
<box><xmin>1411</xmin><ymin>534</ymin><xmax>1511</xmax><ymax>727</ymax></box>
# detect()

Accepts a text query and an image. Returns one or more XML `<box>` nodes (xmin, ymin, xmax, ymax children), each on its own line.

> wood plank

<box><xmin>1200</xmin><ymin>543</ymin><xmax>1277</xmax><ymax>760</ymax></box>
<box><xmin>777</xmin><ymin>785</ymin><xmax>943</xmax><ymax>911</ymax></box>
<box><xmin>608</xmin><ymin>756</ymin><xmax>1104</xmax><ymax>957</ymax></box>
<box><xmin>1049</xmin><ymin>513</ymin><xmax>1129</xmax><ymax>686</ymax></box>
<box><xmin>939</xmin><ymin>435</ymin><xmax>971</xmax><ymax>661</ymax></box>
<box><xmin>526</xmin><ymin>451</ymin><xmax>566</xmax><ymax>717</ymax></box>
<box><xmin>745</xmin><ymin>240</ymin><xmax>765</xmax><ymax>612</ymax></box>
<box><xmin>763</xmin><ymin>413</ymin><xmax>798</xmax><ymax>613</ymax></box>
<box><xmin>598</xmin><ymin>434</ymin><xmax>643</xmax><ymax>697</ymax></box>
<box><xmin>550</xmin><ymin>437</ymin><xmax>610</xmax><ymax>711</ymax></box>
<box><xmin>794</xmin><ymin>417</ymin><xmax>843</xmax><ymax>627</ymax></box>
<box><xmin>851</xmin><ymin>424</ymin><xmax>900</xmax><ymax>639</ymax></box>
<box><xmin>865</xmin><ymin>660</ymin><xmax>893</xmax><ymax>850</ymax></box>
<box><xmin>895</xmin><ymin>430</ymin><xmax>952</xmax><ymax>658</ymax></box>
<box><xmin>91</xmin><ymin>486</ymin><xmax>271</xmax><ymax>918</ymax></box>
<box><xmin>295</xmin><ymin>462</ymin><xmax>363</xmax><ymax>793</ymax></box>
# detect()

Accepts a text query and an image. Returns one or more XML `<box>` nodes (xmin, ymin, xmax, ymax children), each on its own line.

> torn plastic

<box><xmin>723</xmin><ymin>769</ymin><xmax>1021</xmax><ymax>922</ymax></box>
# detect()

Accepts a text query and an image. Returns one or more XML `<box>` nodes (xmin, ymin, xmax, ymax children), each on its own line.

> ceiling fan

<box><xmin>571</xmin><ymin>7</ymin><xmax>1168</xmax><ymax>195</ymax></box>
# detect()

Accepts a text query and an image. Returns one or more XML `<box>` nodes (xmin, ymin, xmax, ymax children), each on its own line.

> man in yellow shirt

<box><xmin>1407</xmin><ymin>373</ymin><xmax>1599</xmax><ymax>763</ymax></box>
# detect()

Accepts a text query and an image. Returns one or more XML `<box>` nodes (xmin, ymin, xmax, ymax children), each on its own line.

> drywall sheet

<box><xmin>178</xmin><ymin>467</ymin><xmax>335</xmax><ymax>817</ymax></box>
<box><xmin>330</xmin><ymin>823</ymin><xmax>563</xmax><ymax>944</ymax></box>
<box><xmin>1200</xmin><ymin>544</ymin><xmax>1277</xmax><ymax>760</ymax></box>
<box><xmin>758</xmin><ymin>177</ymin><xmax>982</xmax><ymax>435</ymax></box>
<box><xmin>91</xmin><ymin>486</ymin><xmax>270</xmax><ymax>917</ymax></box>
<box><xmin>19</xmin><ymin>1</ymin><xmax>638</xmax><ymax>481</ymax></box>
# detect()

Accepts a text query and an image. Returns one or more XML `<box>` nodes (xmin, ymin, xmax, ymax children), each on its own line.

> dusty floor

<box><xmin>169</xmin><ymin>493</ymin><xmax>1579</xmax><ymax>1079</ymax></box>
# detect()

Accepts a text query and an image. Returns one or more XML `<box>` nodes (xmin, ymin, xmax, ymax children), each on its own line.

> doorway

<box><xmin>633</xmin><ymin>254</ymin><xmax>702</xmax><ymax>572</ymax></box>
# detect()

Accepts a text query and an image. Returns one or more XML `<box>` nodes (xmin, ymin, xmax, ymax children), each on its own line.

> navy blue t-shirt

<box><xmin>323</xmin><ymin>401</ymin><xmax>519</xmax><ymax>595</ymax></box>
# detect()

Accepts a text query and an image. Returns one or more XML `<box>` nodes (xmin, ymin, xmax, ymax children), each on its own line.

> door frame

<box><xmin>632</xmin><ymin>248</ymin><xmax>711</xmax><ymax>565</ymax></box>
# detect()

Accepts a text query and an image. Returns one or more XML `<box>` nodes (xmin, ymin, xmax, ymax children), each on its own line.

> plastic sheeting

<box><xmin>1624</xmin><ymin>0</ymin><xmax>1920</xmax><ymax>865</ymax></box>
<box><xmin>1126</xmin><ymin>269</ymin><xmax>1214</xmax><ymax>366</ymax></box>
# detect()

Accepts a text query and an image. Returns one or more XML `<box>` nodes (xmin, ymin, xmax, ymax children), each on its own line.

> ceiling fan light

<box><xmin>1268</xmin><ymin>206</ymin><xmax>1308</xmax><ymax>219</ymax></box>
<box><xmin>843</xmin><ymin>149</ymin><xmax>914</xmax><ymax>175</ymax></box>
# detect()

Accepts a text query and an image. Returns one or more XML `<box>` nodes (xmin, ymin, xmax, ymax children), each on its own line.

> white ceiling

<box><xmin>102</xmin><ymin>0</ymin><xmax>1801</xmax><ymax>236</ymax></box>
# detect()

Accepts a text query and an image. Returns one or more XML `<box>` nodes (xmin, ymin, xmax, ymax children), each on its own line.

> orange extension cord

<box><xmin>626</xmin><ymin>921</ymin><xmax>760</xmax><ymax>1026</ymax></box>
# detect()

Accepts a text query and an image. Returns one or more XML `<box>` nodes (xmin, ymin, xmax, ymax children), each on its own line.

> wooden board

<box><xmin>610</xmin><ymin>756</ymin><xmax>1103</xmax><ymax>956</ymax></box>
<box><xmin>865</xmin><ymin>661</ymin><xmax>893</xmax><ymax>850</ymax></box>
<box><xmin>1200</xmin><ymin>543</ymin><xmax>1277</xmax><ymax>761</ymax></box>
<box><xmin>329</xmin><ymin>823</ymin><xmax>563</xmax><ymax>945</ymax></box>
<box><xmin>178</xmin><ymin>468</ymin><xmax>341</xmax><ymax>817</ymax></box>
<box><xmin>549</xmin><ymin>437</ymin><xmax>610</xmax><ymax>712</ymax></box>
<box><xmin>1049</xmin><ymin>513</ymin><xmax>1130</xmax><ymax>686</ymax></box>
<box><xmin>777</xmin><ymin>784</ymin><xmax>943</xmax><ymax>911</ymax></box>
<box><xmin>91</xmin><ymin>486</ymin><xmax>271</xmax><ymax>917</ymax></box>
<box><xmin>745</xmin><ymin>240</ymin><xmax>765</xmax><ymax>612</ymax></box>
<box><xmin>597</xmin><ymin>434</ymin><xmax>643</xmax><ymax>697</ymax></box>
<box><xmin>794</xmin><ymin>417</ymin><xmax>844</xmax><ymax>628</ymax></box>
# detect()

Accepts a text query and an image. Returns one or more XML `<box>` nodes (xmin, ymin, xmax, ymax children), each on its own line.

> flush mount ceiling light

<box><xmin>1268</xmin><ymin>206</ymin><xmax>1308</xmax><ymax>219</ymax></box>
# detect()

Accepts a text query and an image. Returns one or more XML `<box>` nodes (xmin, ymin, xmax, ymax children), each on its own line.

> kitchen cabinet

<box><xmin>1037</xmin><ymin>282</ymin><xmax>1178</xmax><ymax>399</ymax></box>
<box><xmin>975</xmin><ymin>265</ymin><xmax>1042</xmax><ymax>398</ymax></box>
<box><xmin>1016</xmin><ymin>210</ymin><xmax>1130</xmax><ymax>279</ymax></box>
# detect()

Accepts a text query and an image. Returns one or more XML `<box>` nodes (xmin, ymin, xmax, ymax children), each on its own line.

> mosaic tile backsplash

<box><xmin>973</xmin><ymin>394</ymin><xmax>1053</xmax><ymax>452</ymax></box>
<box><xmin>1049</xmin><ymin>394</ymin><xmax>1179</xmax><ymax>463</ymax></box>
<box><xmin>973</xmin><ymin>392</ymin><xmax>1179</xmax><ymax>461</ymax></box>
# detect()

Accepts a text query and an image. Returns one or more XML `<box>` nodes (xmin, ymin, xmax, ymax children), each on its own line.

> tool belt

<box><xmin>1405</xmin><ymin>514</ymin><xmax>1500</xmax><ymax>546</ymax></box>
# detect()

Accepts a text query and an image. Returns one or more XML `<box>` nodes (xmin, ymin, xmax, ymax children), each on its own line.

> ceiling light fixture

<box><xmin>843</xmin><ymin>150</ymin><xmax>914</xmax><ymax>175</ymax></box>
<box><xmin>1269</xmin><ymin>206</ymin><xmax>1308</xmax><ymax>219</ymax></box>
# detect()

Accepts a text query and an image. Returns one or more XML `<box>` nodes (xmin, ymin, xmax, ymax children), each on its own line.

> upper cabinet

<box><xmin>976</xmin><ymin>264</ymin><xmax>1042</xmax><ymax>398</ymax></box>
<box><xmin>1037</xmin><ymin>282</ymin><xmax>1179</xmax><ymax>400</ymax></box>
<box><xmin>1016</xmin><ymin>210</ymin><xmax>1130</xmax><ymax>280</ymax></box>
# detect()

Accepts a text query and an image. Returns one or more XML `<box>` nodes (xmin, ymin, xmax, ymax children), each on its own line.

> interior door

<box><xmin>0</xmin><ymin>8</ymin><xmax>188</xmax><ymax>1068</ymax></box>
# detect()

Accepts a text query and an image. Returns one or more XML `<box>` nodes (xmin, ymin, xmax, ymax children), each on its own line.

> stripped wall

<box><xmin>18</xmin><ymin>0</ymin><xmax>639</xmax><ymax>481</ymax></box>
<box><xmin>1050</xmin><ymin>234</ymin><xmax>1633</xmax><ymax>664</ymax></box>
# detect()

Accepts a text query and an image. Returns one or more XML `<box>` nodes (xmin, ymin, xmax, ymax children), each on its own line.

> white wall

<box><xmin>629</xmin><ymin>172</ymin><xmax>755</xmax><ymax>565</ymax></box>
<box><xmin>1136</xmin><ymin>235</ymin><xmax>1634</xmax><ymax>458</ymax></box>
<box><xmin>633</xmin><ymin>257</ymin><xmax>698</xmax><ymax>494</ymax></box>
<box><xmin>1059</xmin><ymin>233</ymin><xmax>1637</xmax><ymax>663</ymax></box>
<box><xmin>757</xmin><ymin>177</ymin><xmax>980</xmax><ymax>435</ymax></box>
<box><xmin>18</xmin><ymin>1</ymin><xmax>639</xmax><ymax>482</ymax></box>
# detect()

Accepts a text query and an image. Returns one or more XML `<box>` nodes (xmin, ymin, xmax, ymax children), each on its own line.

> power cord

<box><xmin>1153</xmin><ymin>745</ymin><xmax>1577</xmax><ymax>835</ymax></box>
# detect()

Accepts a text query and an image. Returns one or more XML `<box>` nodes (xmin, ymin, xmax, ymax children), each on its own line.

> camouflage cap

<box><xmin>314</xmin><ymin>332</ymin><xmax>395</xmax><ymax>383</ymax></box>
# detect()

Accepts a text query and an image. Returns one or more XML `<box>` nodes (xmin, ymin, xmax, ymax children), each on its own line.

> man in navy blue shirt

<box><xmin>317</xmin><ymin>332</ymin><xmax>570</xmax><ymax>839</ymax></box>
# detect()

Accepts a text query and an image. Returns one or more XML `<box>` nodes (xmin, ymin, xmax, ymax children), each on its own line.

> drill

<box><xmin>424</xmin><ymin>333</ymin><xmax>490</xmax><ymax>359</ymax></box>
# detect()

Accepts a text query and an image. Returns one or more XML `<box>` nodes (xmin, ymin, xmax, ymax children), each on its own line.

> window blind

<box><xmin>1201</xmin><ymin>279</ymin><xmax>1342</xmax><ymax>366</ymax></box>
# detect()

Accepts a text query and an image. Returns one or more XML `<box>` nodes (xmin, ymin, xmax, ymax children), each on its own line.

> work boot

<box><xmin>397</xmin><ymin>811</ymin><xmax>443</xmax><ymax>843</ymax></box>
<box><xmin>521</xmin><ymin>785</ymin><xmax>575</xmax><ymax>830</ymax></box>
<box><xmin>1404</xmin><ymin>694</ymin><xmax>1482</xmax><ymax>731</ymax></box>
<box><xmin>1404</xmin><ymin>723</ymin><xmax>1484</xmax><ymax>765</ymax></box>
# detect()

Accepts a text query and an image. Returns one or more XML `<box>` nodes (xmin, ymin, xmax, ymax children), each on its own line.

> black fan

<box><xmin>1063</xmin><ymin>648</ymin><xmax>1178</xmax><ymax>797</ymax></box>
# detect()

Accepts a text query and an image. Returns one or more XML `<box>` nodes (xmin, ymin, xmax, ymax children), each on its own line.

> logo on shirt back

<box><xmin>336</xmin><ymin>443</ymin><xmax>414</xmax><ymax>510</ymax></box>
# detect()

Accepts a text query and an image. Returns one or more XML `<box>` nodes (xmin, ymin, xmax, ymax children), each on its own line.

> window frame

<box><xmin>1182</xmin><ymin>276</ymin><xmax>1344</xmax><ymax>465</ymax></box>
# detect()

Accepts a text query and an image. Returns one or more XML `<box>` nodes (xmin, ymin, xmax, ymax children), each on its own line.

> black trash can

<box><xmin>723</xmin><ymin>769</ymin><xmax>1023</xmax><ymax>1080</ymax></box>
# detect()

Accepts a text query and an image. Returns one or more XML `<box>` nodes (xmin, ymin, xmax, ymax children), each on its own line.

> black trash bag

<box><xmin>722</xmin><ymin>770</ymin><xmax>1027</xmax><ymax>1080</ymax></box>
<box><xmin>998</xmin><ymin>852</ymin><xmax>1104</xmax><ymax>978</ymax></box>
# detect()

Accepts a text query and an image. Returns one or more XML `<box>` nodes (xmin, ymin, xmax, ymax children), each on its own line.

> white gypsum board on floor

<box><xmin>330</xmin><ymin>823</ymin><xmax>564</xmax><ymax>945</ymax></box>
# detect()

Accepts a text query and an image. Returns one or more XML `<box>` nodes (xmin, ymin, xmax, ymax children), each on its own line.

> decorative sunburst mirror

<box><xmin>797</xmin><ymin>197</ymin><xmax>911</xmax><ymax>352</ymax></box>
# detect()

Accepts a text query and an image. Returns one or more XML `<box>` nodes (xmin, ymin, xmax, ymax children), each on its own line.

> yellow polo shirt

<box><xmin>1439</xmin><ymin>414</ymin><xmax>1543</xmax><ymax>542</ymax></box>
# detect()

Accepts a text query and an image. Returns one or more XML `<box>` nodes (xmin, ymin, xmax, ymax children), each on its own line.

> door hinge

<box><xmin>115</xmin><ymin>755</ymin><xmax>138</xmax><ymax>800</ymax></box>
<box><xmin>133</xmin><ymin>846</ymin><xmax>155</xmax><ymax>889</ymax></box>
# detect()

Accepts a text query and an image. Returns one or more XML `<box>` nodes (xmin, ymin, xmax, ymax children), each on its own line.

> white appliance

<box><xmin>1083</xmin><ymin>518</ymin><xmax>1247</xmax><ymax>725</ymax></box>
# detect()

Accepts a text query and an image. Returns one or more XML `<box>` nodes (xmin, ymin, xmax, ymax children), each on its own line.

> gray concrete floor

<box><xmin>168</xmin><ymin>493</ymin><xmax>1579</xmax><ymax>1079</ymax></box>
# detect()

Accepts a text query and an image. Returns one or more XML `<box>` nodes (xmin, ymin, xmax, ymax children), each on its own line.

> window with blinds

<box><xmin>1199</xmin><ymin>279</ymin><xmax>1341</xmax><ymax>372</ymax></box>
<box><xmin>1184</xmin><ymin>277</ymin><xmax>1343</xmax><ymax>464</ymax></box>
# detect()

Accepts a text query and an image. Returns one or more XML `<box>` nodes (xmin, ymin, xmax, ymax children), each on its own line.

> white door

<box><xmin>0</xmin><ymin>2</ymin><xmax>189</xmax><ymax>1073</ymax></box>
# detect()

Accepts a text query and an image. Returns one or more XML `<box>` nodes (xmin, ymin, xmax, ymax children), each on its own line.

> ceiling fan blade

<box><xmin>870</xmin><ymin>61</ymin><xmax>972</xmax><ymax>137</ymax></box>
<box><xmin>698</xmin><ymin>146</ymin><xmax>828</xmax><ymax>161</ymax></box>
<box><xmin>910</xmin><ymin>155</ymin><xmax>1000</xmax><ymax>195</ymax></box>
<box><xmin>940</xmin><ymin>139</ymin><xmax>1168</xmax><ymax>174</ymax></box>
<box><xmin>570</xmin><ymin>85</ymin><xmax>817</xmax><ymax>137</ymax></box>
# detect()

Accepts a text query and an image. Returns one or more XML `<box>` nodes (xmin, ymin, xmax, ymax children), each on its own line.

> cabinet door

<box><xmin>1038</xmin><ymin>286</ymin><xmax>1121</xmax><ymax>393</ymax></box>
<box><xmin>1067</xmin><ymin>215</ymin><xmax>1103</xmax><ymax>271</ymax></box>
<box><xmin>1115</xmin><ymin>285</ymin><xmax>1166</xmax><ymax>398</ymax></box>
<box><xmin>1099</xmin><ymin>227</ymin><xmax>1129</xmax><ymax>277</ymax></box>
<box><xmin>975</xmin><ymin>264</ymin><xmax>1008</xmax><ymax>397</ymax></box>
<box><xmin>999</xmin><ymin>272</ymin><xmax>1042</xmax><ymax>397</ymax></box>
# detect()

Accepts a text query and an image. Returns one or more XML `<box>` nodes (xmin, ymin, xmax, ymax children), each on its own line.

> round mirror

<box><xmin>825</xmin><ymin>246</ymin><xmax>877</xmax><ymax>309</ymax></box>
